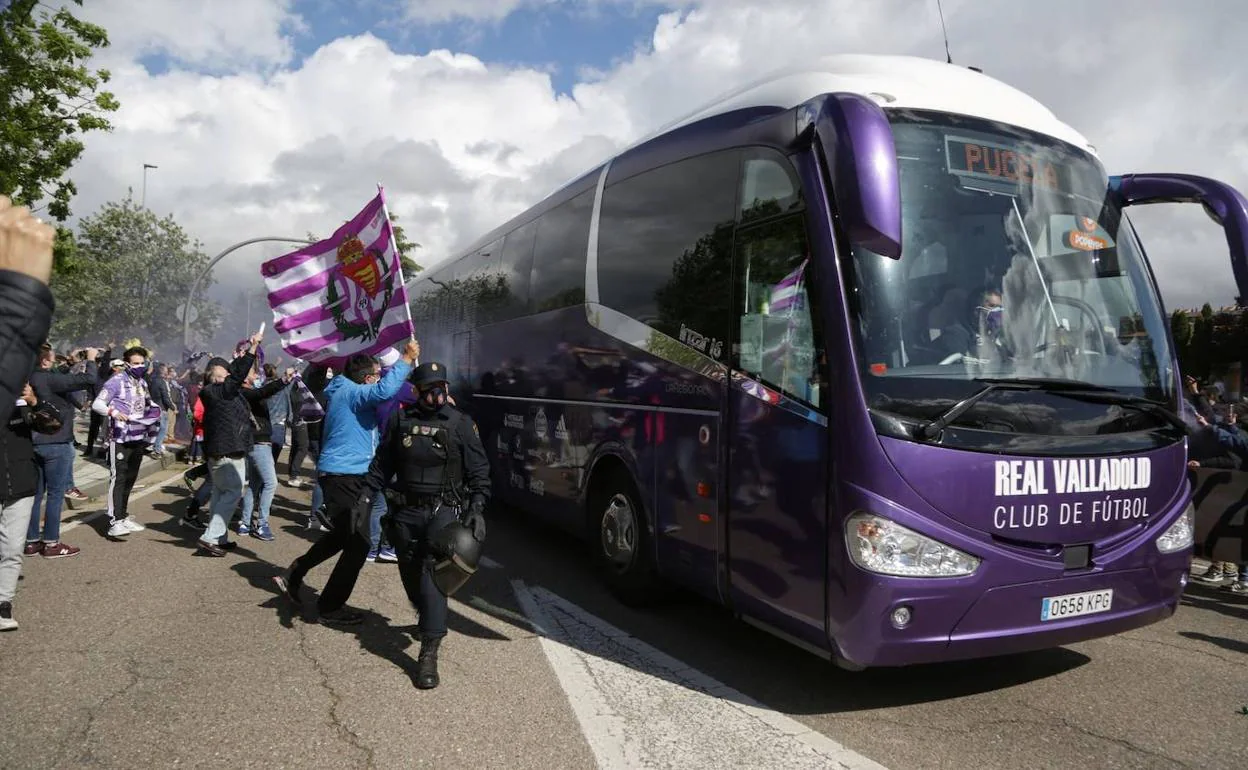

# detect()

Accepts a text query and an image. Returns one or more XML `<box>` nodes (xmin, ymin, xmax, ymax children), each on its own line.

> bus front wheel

<box><xmin>590</xmin><ymin>470</ymin><xmax>660</xmax><ymax>606</ymax></box>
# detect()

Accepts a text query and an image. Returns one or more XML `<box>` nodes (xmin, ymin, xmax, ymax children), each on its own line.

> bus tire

<box><xmin>590</xmin><ymin>469</ymin><xmax>660</xmax><ymax>606</ymax></box>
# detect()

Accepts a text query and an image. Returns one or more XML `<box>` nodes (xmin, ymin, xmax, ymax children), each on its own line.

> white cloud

<box><xmin>398</xmin><ymin>0</ymin><xmax>685</xmax><ymax>25</ymax></box>
<box><xmin>60</xmin><ymin>0</ymin><xmax>1248</xmax><ymax>331</ymax></box>
<box><xmin>72</xmin><ymin>0</ymin><xmax>303</xmax><ymax>70</ymax></box>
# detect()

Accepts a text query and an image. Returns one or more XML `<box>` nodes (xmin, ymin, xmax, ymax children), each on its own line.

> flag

<box><xmin>768</xmin><ymin>259</ymin><xmax>808</xmax><ymax>315</ymax></box>
<box><xmin>291</xmin><ymin>375</ymin><xmax>326</xmax><ymax>422</ymax></box>
<box><xmin>260</xmin><ymin>190</ymin><xmax>413</xmax><ymax>367</ymax></box>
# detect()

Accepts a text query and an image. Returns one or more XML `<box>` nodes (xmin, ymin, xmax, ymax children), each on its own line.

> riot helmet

<box><xmin>427</xmin><ymin>518</ymin><xmax>482</xmax><ymax>596</ymax></box>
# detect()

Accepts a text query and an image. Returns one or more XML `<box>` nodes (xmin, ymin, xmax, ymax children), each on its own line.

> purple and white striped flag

<box><xmin>769</xmin><ymin>259</ymin><xmax>808</xmax><ymax>315</ymax></box>
<box><xmin>260</xmin><ymin>190</ymin><xmax>413</xmax><ymax>367</ymax></box>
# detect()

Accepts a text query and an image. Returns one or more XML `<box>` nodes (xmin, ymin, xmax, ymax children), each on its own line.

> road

<box><xmin>1</xmin><ymin>458</ymin><xmax>1244</xmax><ymax>769</ymax></box>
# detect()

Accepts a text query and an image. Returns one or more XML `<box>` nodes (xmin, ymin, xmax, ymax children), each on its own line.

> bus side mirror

<box><xmin>1110</xmin><ymin>173</ymin><xmax>1248</xmax><ymax>303</ymax></box>
<box><xmin>800</xmin><ymin>93</ymin><xmax>903</xmax><ymax>260</ymax></box>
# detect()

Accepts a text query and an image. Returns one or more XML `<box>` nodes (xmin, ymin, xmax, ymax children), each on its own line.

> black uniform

<box><xmin>365</xmin><ymin>395</ymin><xmax>491</xmax><ymax>643</ymax></box>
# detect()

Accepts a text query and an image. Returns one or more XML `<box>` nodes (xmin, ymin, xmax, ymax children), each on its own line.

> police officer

<box><xmin>365</xmin><ymin>361</ymin><xmax>489</xmax><ymax>689</ymax></box>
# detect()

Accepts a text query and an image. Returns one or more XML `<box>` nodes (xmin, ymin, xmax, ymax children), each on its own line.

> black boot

<box><xmin>416</xmin><ymin>636</ymin><xmax>441</xmax><ymax>689</ymax></box>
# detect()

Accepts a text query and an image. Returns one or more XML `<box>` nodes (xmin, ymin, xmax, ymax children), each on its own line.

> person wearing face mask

<box><xmin>362</xmin><ymin>361</ymin><xmax>490</xmax><ymax>688</ymax></box>
<box><xmin>276</xmin><ymin>339</ymin><xmax>418</xmax><ymax>626</ymax></box>
<box><xmin>91</xmin><ymin>346</ymin><xmax>161</xmax><ymax>539</ymax></box>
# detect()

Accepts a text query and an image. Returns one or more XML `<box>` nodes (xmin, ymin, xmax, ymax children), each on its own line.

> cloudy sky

<box><xmin>61</xmin><ymin>0</ymin><xmax>1247</xmax><ymax>328</ymax></box>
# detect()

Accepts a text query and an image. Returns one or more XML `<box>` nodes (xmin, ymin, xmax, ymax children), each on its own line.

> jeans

<box><xmin>241</xmin><ymin>443</ymin><xmax>278</xmax><ymax>529</ymax></box>
<box><xmin>203</xmin><ymin>456</ymin><xmax>247</xmax><ymax>543</ymax></box>
<box><xmin>270</xmin><ymin>424</ymin><xmax>286</xmax><ymax>465</ymax></box>
<box><xmin>30</xmin><ymin>442</ymin><xmax>75</xmax><ymax>543</ymax></box>
<box><xmin>370</xmin><ymin>492</ymin><xmax>388</xmax><ymax>550</ymax></box>
<box><xmin>192</xmin><ymin>476</ymin><xmax>212</xmax><ymax>508</ymax></box>
<box><xmin>0</xmin><ymin>498</ymin><xmax>35</xmax><ymax>604</ymax></box>
<box><xmin>153</xmin><ymin>411</ymin><xmax>170</xmax><ymax>453</ymax></box>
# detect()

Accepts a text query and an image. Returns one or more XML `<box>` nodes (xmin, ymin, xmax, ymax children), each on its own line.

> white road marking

<box><xmin>511</xmin><ymin>579</ymin><xmax>888</xmax><ymax>770</ymax></box>
<box><xmin>60</xmin><ymin>468</ymin><xmax>191</xmax><ymax>534</ymax></box>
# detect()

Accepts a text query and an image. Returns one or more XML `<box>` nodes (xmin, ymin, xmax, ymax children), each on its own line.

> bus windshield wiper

<box><xmin>917</xmin><ymin>378</ymin><xmax>1185</xmax><ymax>440</ymax></box>
<box><xmin>917</xmin><ymin>381</ymin><xmax>1039</xmax><ymax>440</ymax></box>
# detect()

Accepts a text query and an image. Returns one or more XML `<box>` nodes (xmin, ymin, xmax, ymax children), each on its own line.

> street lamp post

<box><xmin>141</xmin><ymin>163</ymin><xmax>158</xmax><ymax>207</ymax></box>
<box><xmin>182</xmin><ymin>236</ymin><xmax>316</xmax><ymax>352</ymax></box>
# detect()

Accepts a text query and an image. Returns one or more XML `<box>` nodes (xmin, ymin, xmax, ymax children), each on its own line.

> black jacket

<box><xmin>365</xmin><ymin>403</ymin><xmax>491</xmax><ymax>512</ymax></box>
<box><xmin>1</xmin><ymin>400</ymin><xmax>63</xmax><ymax>505</ymax></box>
<box><xmin>243</xmin><ymin>379</ymin><xmax>287</xmax><ymax>444</ymax></box>
<box><xmin>30</xmin><ymin>361</ymin><xmax>98</xmax><ymax>445</ymax></box>
<box><xmin>149</xmin><ymin>375</ymin><xmax>175</xmax><ymax>410</ymax></box>
<box><xmin>0</xmin><ymin>270</ymin><xmax>54</xmax><ymax>429</ymax></box>
<box><xmin>200</xmin><ymin>353</ymin><xmax>256</xmax><ymax>458</ymax></box>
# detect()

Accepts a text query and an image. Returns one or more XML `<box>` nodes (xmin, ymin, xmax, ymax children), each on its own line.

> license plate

<box><xmin>1040</xmin><ymin>588</ymin><xmax>1113</xmax><ymax>622</ymax></box>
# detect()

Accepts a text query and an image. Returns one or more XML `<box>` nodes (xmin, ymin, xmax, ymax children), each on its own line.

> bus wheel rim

<box><xmin>601</xmin><ymin>492</ymin><xmax>637</xmax><ymax>571</ymax></box>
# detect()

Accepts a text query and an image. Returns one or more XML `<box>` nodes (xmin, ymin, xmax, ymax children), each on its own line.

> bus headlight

<box><xmin>1155</xmin><ymin>503</ymin><xmax>1194</xmax><ymax>554</ymax></box>
<box><xmin>846</xmin><ymin>513</ymin><xmax>980</xmax><ymax>577</ymax></box>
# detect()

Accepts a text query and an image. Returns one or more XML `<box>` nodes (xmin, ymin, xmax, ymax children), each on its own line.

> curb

<box><xmin>59</xmin><ymin>455</ymin><xmax>192</xmax><ymax>531</ymax></box>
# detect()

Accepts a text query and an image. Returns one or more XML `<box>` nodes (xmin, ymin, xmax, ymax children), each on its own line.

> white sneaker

<box><xmin>121</xmin><ymin>518</ymin><xmax>146</xmax><ymax>533</ymax></box>
<box><xmin>106</xmin><ymin>521</ymin><xmax>131</xmax><ymax>538</ymax></box>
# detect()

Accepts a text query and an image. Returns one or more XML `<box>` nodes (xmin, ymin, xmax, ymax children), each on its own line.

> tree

<box><xmin>50</xmin><ymin>196</ymin><xmax>222</xmax><ymax>347</ymax></box>
<box><xmin>0</xmin><ymin>0</ymin><xmax>119</xmax><ymax>221</ymax></box>
<box><xmin>389</xmin><ymin>213</ymin><xmax>423</xmax><ymax>276</ymax></box>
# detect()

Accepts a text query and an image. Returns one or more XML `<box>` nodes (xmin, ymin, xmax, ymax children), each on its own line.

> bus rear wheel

<box><xmin>591</xmin><ymin>470</ymin><xmax>660</xmax><ymax>606</ymax></box>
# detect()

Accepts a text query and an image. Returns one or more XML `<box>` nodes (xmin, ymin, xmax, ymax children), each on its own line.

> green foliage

<box><xmin>0</xmin><ymin>0</ymin><xmax>119</xmax><ymax>221</ymax></box>
<box><xmin>389</xmin><ymin>213</ymin><xmax>423</xmax><ymax>276</ymax></box>
<box><xmin>1171</xmin><ymin>303</ymin><xmax>1248</xmax><ymax>384</ymax></box>
<box><xmin>50</xmin><ymin>196</ymin><xmax>222</xmax><ymax>345</ymax></box>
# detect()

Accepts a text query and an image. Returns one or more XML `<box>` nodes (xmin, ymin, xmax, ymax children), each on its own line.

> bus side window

<box><xmin>739</xmin><ymin>149</ymin><xmax>802</xmax><ymax>223</ymax></box>
<box><xmin>733</xmin><ymin>213</ymin><xmax>825</xmax><ymax>410</ymax></box>
<box><xmin>597</xmin><ymin>149</ymin><xmax>739</xmax><ymax>360</ymax></box>
<box><xmin>530</xmin><ymin>189</ymin><xmax>592</xmax><ymax>313</ymax></box>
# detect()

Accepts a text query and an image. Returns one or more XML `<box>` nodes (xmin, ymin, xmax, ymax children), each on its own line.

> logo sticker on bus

<box><xmin>991</xmin><ymin>458</ymin><xmax>1153</xmax><ymax>532</ymax></box>
<box><xmin>534</xmin><ymin>408</ymin><xmax>548</xmax><ymax>440</ymax></box>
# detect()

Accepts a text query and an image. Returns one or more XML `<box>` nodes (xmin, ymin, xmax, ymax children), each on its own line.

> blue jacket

<box><xmin>317</xmin><ymin>361</ymin><xmax>413</xmax><ymax>474</ymax></box>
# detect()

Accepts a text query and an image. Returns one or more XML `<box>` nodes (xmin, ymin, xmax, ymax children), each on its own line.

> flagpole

<box><xmin>377</xmin><ymin>183</ymin><xmax>418</xmax><ymax>364</ymax></box>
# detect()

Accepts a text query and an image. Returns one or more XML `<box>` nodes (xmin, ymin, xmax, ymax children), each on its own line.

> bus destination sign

<box><xmin>944</xmin><ymin>135</ymin><xmax>1066</xmax><ymax>192</ymax></box>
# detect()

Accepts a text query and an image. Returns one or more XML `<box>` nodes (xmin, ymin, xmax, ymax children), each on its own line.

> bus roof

<box><xmin>415</xmin><ymin>54</ymin><xmax>1095</xmax><ymax>280</ymax></box>
<box><xmin>629</xmin><ymin>54</ymin><xmax>1096</xmax><ymax>159</ymax></box>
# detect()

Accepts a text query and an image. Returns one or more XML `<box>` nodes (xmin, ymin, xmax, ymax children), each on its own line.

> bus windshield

<box><xmin>847</xmin><ymin>109</ymin><xmax>1175</xmax><ymax>432</ymax></box>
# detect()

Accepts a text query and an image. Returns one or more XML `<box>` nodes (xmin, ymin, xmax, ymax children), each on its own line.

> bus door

<box><xmin>724</xmin><ymin>204</ymin><xmax>830</xmax><ymax>643</ymax></box>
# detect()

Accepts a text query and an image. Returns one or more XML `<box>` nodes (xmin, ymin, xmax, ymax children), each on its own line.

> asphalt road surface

<box><xmin>2</xmin><ymin>462</ymin><xmax>1244</xmax><ymax>769</ymax></box>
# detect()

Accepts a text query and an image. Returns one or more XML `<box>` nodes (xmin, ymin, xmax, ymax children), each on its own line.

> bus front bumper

<box><xmin>833</xmin><ymin>554</ymin><xmax>1190</xmax><ymax>669</ymax></box>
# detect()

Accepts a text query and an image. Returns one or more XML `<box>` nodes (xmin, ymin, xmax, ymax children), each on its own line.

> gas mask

<box><xmin>418</xmin><ymin>384</ymin><xmax>448</xmax><ymax>411</ymax></box>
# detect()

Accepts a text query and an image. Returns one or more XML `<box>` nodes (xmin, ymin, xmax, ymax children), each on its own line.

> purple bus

<box><xmin>408</xmin><ymin>55</ymin><xmax>1248</xmax><ymax>669</ymax></box>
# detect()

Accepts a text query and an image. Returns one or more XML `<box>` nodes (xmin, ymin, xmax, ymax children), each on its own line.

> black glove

<box><xmin>463</xmin><ymin>497</ymin><xmax>486</xmax><ymax>541</ymax></box>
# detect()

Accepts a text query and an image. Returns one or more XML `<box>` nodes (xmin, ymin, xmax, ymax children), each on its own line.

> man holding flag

<box><xmin>278</xmin><ymin>340</ymin><xmax>418</xmax><ymax>624</ymax></box>
<box><xmin>261</xmin><ymin>187</ymin><xmax>420</xmax><ymax>623</ymax></box>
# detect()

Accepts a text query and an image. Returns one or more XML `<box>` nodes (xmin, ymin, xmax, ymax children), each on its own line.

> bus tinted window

<box><xmin>740</xmin><ymin>149</ymin><xmax>802</xmax><ymax>223</ymax></box>
<box><xmin>531</xmin><ymin>190</ymin><xmax>592</xmax><ymax>312</ymax></box>
<box><xmin>598</xmin><ymin>150</ymin><xmax>740</xmax><ymax>358</ymax></box>
<box><xmin>734</xmin><ymin>213</ymin><xmax>825</xmax><ymax>409</ymax></box>
<box><xmin>497</xmin><ymin>219</ymin><xmax>537</xmax><ymax>320</ymax></box>
<box><xmin>451</xmin><ymin>238</ymin><xmax>502</xmax><ymax>328</ymax></box>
